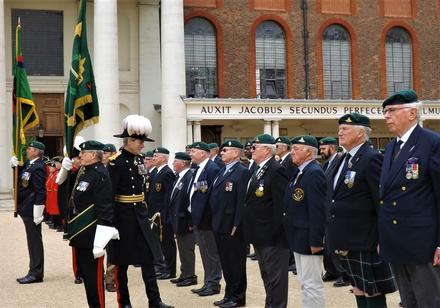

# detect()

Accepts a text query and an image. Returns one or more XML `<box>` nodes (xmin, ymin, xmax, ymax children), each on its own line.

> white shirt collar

<box><xmin>177</xmin><ymin>167</ymin><xmax>190</xmax><ymax>179</ymax></box>
<box><xmin>298</xmin><ymin>159</ymin><xmax>313</xmax><ymax>172</ymax></box>
<box><xmin>156</xmin><ymin>164</ymin><xmax>167</xmax><ymax>173</ymax></box>
<box><xmin>347</xmin><ymin>142</ymin><xmax>364</xmax><ymax>158</ymax></box>
<box><xmin>280</xmin><ymin>152</ymin><xmax>289</xmax><ymax>162</ymax></box>
<box><xmin>29</xmin><ymin>157</ymin><xmax>39</xmax><ymax>165</ymax></box>
<box><xmin>398</xmin><ymin>123</ymin><xmax>418</xmax><ymax>144</ymax></box>
<box><xmin>197</xmin><ymin>158</ymin><xmax>210</xmax><ymax>171</ymax></box>
<box><xmin>258</xmin><ymin>156</ymin><xmax>273</xmax><ymax>169</ymax></box>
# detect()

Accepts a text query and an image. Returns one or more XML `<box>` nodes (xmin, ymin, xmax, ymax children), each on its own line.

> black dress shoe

<box><xmin>198</xmin><ymin>287</ymin><xmax>220</xmax><ymax>297</ymax></box>
<box><xmin>191</xmin><ymin>285</ymin><xmax>207</xmax><ymax>294</ymax></box>
<box><xmin>150</xmin><ymin>302</ymin><xmax>174</xmax><ymax>308</ymax></box>
<box><xmin>214</xmin><ymin>298</ymin><xmax>230</xmax><ymax>306</ymax></box>
<box><xmin>288</xmin><ymin>264</ymin><xmax>297</xmax><ymax>275</ymax></box>
<box><xmin>219</xmin><ymin>300</ymin><xmax>245</xmax><ymax>308</ymax></box>
<box><xmin>157</xmin><ymin>273</ymin><xmax>176</xmax><ymax>280</ymax></box>
<box><xmin>17</xmin><ymin>275</ymin><xmax>43</xmax><ymax>284</ymax></box>
<box><xmin>106</xmin><ymin>283</ymin><xmax>116</xmax><ymax>292</ymax></box>
<box><xmin>246</xmin><ymin>252</ymin><xmax>255</xmax><ymax>258</ymax></box>
<box><xmin>74</xmin><ymin>277</ymin><xmax>83</xmax><ymax>284</ymax></box>
<box><xmin>176</xmin><ymin>277</ymin><xmax>197</xmax><ymax>287</ymax></box>
<box><xmin>333</xmin><ymin>276</ymin><xmax>350</xmax><ymax>287</ymax></box>
<box><xmin>250</xmin><ymin>255</ymin><xmax>258</xmax><ymax>261</ymax></box>
<box><xmin>322</xmin><ymin>272</ymin><xmax>337</xmax><ymax>282</ymax></box>
<box><xmin>121</xmin><ymin>305</ymin><xmax>132</xmax><ymax>308</ymax></box>
<box><xmin>170</xmin><ymin>277</ymin><xmax>184</xmax><ymax>284</ymax></box>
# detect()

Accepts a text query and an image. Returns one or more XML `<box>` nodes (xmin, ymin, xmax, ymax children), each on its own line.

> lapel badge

<box><xmin>155</xmin><ymin>183</ymin><xmax>162</xmax><ymax>192</ymax></box>
<box><xmin>255</xmin><ymin>182</ymin><xmax>264</xmax><ymax>197</ymax></box>
<box><xmin>292</xmin><ymin>188</ymin><xmax>304</xmax><ymax>202</ymax></box>
<box><xmin>225</xmin><ymin>181</ymin><xmax>233</xmax><ymax>192</ymax></box>
<box><xmin>199</xmin><ymin>180</ymin><xmax>208</xmax><ymax>193</ymax></box>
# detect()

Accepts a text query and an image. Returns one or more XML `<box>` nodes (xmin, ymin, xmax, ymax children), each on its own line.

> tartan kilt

<box><xmin>339</xmin><ymin>250</ymin><xmax>397</xmax><ymax>295</ymax></box>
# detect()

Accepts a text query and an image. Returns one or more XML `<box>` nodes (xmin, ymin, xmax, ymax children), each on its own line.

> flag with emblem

<box><xmin>13</xmin><ymin>18</ymin><xmax>39</xmax><ymax>166</ymax></box>
<box><xmin>64</xmin><ymin>0</ymin><xmax>99</xmax><ymax>157</ymax></box>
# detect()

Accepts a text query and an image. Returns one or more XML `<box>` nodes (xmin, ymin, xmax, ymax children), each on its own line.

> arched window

<box><xmin>184</xmin><ymin>18</ymin><xmax>217</xmax><ymax>98</ymax></box>
<box><xmin>385</xmin><ymin>27</ymin><xmax>413</xmax><ymax>95</ymax></box>
<box><xmin>255</xmin><ymin>21</ymin><xmax>286</xmax><ymax>99</ymax></box>
<box><xmin>322</xmin><ymin>24</ymin><xmax>352</xmax><ymax>99</ymax></box>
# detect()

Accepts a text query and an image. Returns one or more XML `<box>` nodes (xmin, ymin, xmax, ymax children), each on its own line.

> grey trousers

<box><xmin>176</xmin><ymin>232</ymin><xmax>196</xmax><ymax>278</ymax></box>
<box><xmin>392</xmin><ymin>262</ymin><xmax>440</xmax><ymax>308</ymax></box>
<box><xmin>254</xmin><ymin>245</ymin><xmax>289</xmax><ymax>308</ymax></box>
<box><xmin>194</xmin><ymin>228</ymin><xmax>222</xmax><ymax>289</ymax></box>
<box><xmin>22</xmin><ymin>216</ymin><xmax>44</xmax><ymax>278</ymax></box>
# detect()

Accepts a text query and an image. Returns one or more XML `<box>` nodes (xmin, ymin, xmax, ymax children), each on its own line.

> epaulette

<box><xmin>109</xmin><ymin>151</ymin><xmax>122</xmax><ymax>166</ymax></box>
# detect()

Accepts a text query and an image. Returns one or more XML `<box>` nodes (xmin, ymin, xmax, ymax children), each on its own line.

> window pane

<box><xmin>255</xmin><ymin>21</ymin><xmax>286</xmax><ymax>99</ymax></box>
<box><xmin>322</xmin><ymin>24</ymin><xmax>352</xmax><ymax>99</ymax></box>
<box><xmin>184</xmin><ymin>18</ymin><xmax>218</xmax><ymax>98</ymax></box>
<box><xmin>385</xmin><ymin>27</ymin><xmax>412</xmax><ymax>95</ymax></box>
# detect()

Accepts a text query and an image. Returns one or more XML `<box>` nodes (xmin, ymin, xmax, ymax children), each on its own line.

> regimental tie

<box><xmin>393</xmin><ymin>140</ymin><xmax>404</xmax><ymax>160</ymax></box>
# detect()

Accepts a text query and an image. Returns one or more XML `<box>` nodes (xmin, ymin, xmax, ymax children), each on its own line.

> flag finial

<box><xmin>18</xmin><ymin>17</ymin><xmax>21</xmax><ymax>26</ymax></box>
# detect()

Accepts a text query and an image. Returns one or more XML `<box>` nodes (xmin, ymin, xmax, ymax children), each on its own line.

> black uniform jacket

<box><xmin>280</xmin><ymin>153</ymin><xmax>298</xmax><ymax>180</ymax></box>
<box><xmin>213</xmin><ymin>155</ymin><xmax>225</xmax><ymax>169</ymax></box>
<box><xmin>18</xmin><ymin>158</ymin><xmax>46</xmax><ymax>218</ymax></box>
<box><xmin>327</xmin><ymin>142</ymin><xmax>383</xmax><ymax>251</ymax></box>
<box><xmin>69</xmin><ymin>162</ymin><xmax>113</xmax><ymax>249</ymax></box>
<box><xmin>108</xmin><ymin>149</ymin><xmax>162</xmax><ymax>265</ymax></box>
<box><xmin>147</xmin><ymin>164</ymin><xmax>175</xmax><ymax>224</ymax></box>
<box><xmin>209</xmin><ymin>162</ymin><xmax>251</xmax><ymax>234</ymax></box>
<box><xmin>170</xmin><ymin>168</ymin><xmax>193</xmax><ymax>235</ymax></box>
<box><xmin>284</xmin><ymin>160</ymin><xmax>326</xmax><ymax>255</ymax></box>
<box><xmin>243</xmin><ymin>157</ymin><xmax>289</xmax><ymax>247</ymax></box>
<box><xmin>379</xmin><ymin>125</ymin><xmax>440</xmax><ymax>264</ymax></box>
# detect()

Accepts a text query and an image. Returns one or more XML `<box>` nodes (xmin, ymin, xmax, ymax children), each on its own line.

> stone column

<box><xmin>93</xmin><ymin>0</ymin><xmax>120</xmax><ymax>144</ymax></box>
<box><xmin>193</xmin><ymin>121</ymin><xmax>202</xmax><ymax>142</ymax></box>
<box><xmin>161</xmin><ymin>0</ymin><xmax>186</xmax><ymax>153</ymax></box>
<box><xmin>272</xmin><ymin>120</ymin><xmax>279</xmax><ymax>138</ymax></box>
<box><xmin>0</xmin><ymin>0</ymin><xmax>11</xmax><ymax>194</ymax></box>
<box><xmin>187</xmin><ymin>121</ymin><xmax>193</xmax><ymax>144</ymax></box>
<box><xmin>263</xmin><ymin>120</ymin><xmax>271</xmax><ymax>135</ymax></box>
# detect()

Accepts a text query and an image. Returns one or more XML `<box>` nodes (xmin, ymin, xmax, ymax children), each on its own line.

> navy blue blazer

<box><xmin>18</xmin><ymin>158</ymin><xmax>47</xmax><ymax>218</ymax></box>
<box><xmin>283</xmin><ymin>160</ymin><xmax>326</xmax><ymax>255</ymax></box>
<box><xmin>170</xmin><ymin>169</ymin><xmax>193</xmax><ymax>235</ymax></box>
<box><xmin>213</xmin><ymin>155</ymin><xmax>225</xmax><ymax>169</ymax></box>
<box><xmin>147</xmin><ymin>165</ymin><xmax>176</xmax><ymax>224</ymax></box>
<box><xmin>209</xmin><ymin>162</ymin><xmax>250</xmax><ymax>234</ymax></box>
<box><xmin>190</xmin><ymin>159</ymin><xmax>220</xmax><ymax>229</ymax></box>
<box><xmin>379</xmin><ymin>125</ymin><xmax>440</xmax><ymax>264</ymax></box>
<box><xmin>280</xmin><ymin>153</ymin><xmax>298</xmax><ymax>180</ymax></box>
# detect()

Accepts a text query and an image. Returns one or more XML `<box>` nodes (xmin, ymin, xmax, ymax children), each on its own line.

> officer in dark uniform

<box><xmin>379</xmin><ymin>90</ymin><xmax>440</xmax><ymax>307</ymax></box>
<box><xmin>12</xmin><ymin>140</ymin><xmax>47</xmax><ymax>284</ymax></box>
<box><xmin>209</xmin><ymin>143</ymin><xmax>225</xmax><ymax>169</ymax></box>
<box><xmin>209</xmin><ymin>140</ymin><xmax>250</xmax><ymax>308</ymax></box>
<box><xmin>275</xmin><ymin>136</ymin><xmax>297</xmax><ymax>179</ymax></box>
<box><xmin>109</xmin><ymin>114</ymin><xmax>173</xmax><ymax>308</ymax></box>
<box><xmin>148</xmin><ymin>147</ymin><xmax>176</xmax><ymax>279</ymax></box>
<box><xmin>66</xmin><ymin>140</ymin><xmax>118</xmax><ymax>308</ymax></box>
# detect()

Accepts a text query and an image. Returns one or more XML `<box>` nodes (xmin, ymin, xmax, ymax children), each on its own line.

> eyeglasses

<box><xmin>221</xmin><ymin>148</ymin><xmax>228</xmax><ymax>153</ymax></box>
<box><xmin>383</xmin><ymin>106</ymin><xmax>410</xmax><ymax>115</ymax></box>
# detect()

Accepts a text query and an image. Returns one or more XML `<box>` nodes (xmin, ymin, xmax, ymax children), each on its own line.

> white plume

<box><xmin>73</xmin><ymin>135</ymin><xmax>86</xmax><ymax>150</ymax></box>
<box><xmin>122</xmin><ymin>115</ymin><xmax>152</xmax><ymax>136</ymax></box>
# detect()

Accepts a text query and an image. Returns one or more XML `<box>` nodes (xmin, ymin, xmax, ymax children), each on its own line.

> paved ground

<box><xmin>0</xmin><ymin>199</ymin><xmax>401</xmax><ymax>307</ymax></box>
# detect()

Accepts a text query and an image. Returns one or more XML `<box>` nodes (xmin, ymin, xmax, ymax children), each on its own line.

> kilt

<box><xmin>339</xmin><ymin>250</ymin><xmax>397</xmax><ymax>295</ymax></box>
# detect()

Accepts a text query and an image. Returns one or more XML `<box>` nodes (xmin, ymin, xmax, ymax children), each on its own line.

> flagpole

<box><xmin>13</xmin><ymin>18</ymin><xmax>21</xmax><ymax>218</ymax></box>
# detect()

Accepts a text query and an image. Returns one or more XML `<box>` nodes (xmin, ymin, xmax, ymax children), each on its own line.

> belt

<box><xmin>114</xmin><ymin>193</ymin><xmax>144</xmax><ymax>203</ymax></box>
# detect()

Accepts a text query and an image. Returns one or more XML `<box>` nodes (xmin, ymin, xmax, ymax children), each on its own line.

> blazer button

<box><xmin>380</xmin><ymin>200</ymin><xmax>383</xmax><ymax>205</ymax></box>
<box><xmin>331</xmin><ymin>200</ymin><xmax>335</xmax><ymax>203</ymax></box>
<box><xmin>401</xmin><ymin>186</ymin><xmax>406</xmax><ymax>191</ymax></box>
<box><xmin>392</xmin><ymin>202</ymin><xmax>397</xmax><ymax>206</ymax></box>
<box><xmin>331</xmin><ymin>214</ymin><xmax>335</xmax><ymax>218</ymax></box>
<box><xmin>392</xmin><ymin>219</ymin><xmax>398</xmax><ymax>225</ymax></box>
<box><xmin>283</xmin><ymin>213</ymin><xmax>286</xmax><ymax>216</ymax></box>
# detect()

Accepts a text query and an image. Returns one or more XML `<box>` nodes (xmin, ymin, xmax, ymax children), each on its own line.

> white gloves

<box><xmin>33</xmin><ymin>205</ymin><xmax>45</xmax><ymax>225</ymax></box>
<box><xmin>92</xmin><ymin>225</ymin><xmax>120</xmax><ymax>259</ymax></box>
<box><xmin>55</xmin><ymin>167</ymin><xmax>68</xmax><ymax>185</ymax></box>
<box><xmin>61</xmin><ymin>157</ymin><xmax>73</xmax><ymax>171</ymax></box>
<box><xmin>10</xmin><ymin>156</ymin><xmax>19</xmax><ymax>167</ymax></box>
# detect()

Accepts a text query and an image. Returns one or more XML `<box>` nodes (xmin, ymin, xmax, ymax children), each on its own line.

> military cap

<box><xmin>244</xmin><ymin>141</ymin><xmax>252</xmax><ymax>147</ymax></box>
<box><xmin>144</xmin><ymin>150</ymin><xmax>154</xmax><ymax>158</ymax></box>
<box><xmin>221</xmin><ymin>140</ymin><xmax>243</xmax><ymax>149</ymax></box>
<box><xmin>338</xmin><ymin>112</ymin><xmax>371</xmax><ymax>128</ymax></box>
<box><xmin>253</xmin><ymin>134</ymin><xmax>276</xmax><ymax>145</ymax></box>
<box><xmin>114</xmin><ymin>114</ymin><xmax>154</xmax><ymax>142</ymax></box>
<box><xmin>175</xmin><ymin>152</ymin><xmax>191</xmax><ymax>161</ymax></box>
<box><xmin>52</xmin><ymin>156</ymin><xmax>63</xmax><ymax>163</ymax></box>
<box><xmin>103</xmin><ymin>143</ymin><xmax>116</xmax><ymax>153</ymax></box>
<box><xmin>319</xmin><ymin>137</ymin><xmax>338</xmax><ymax>146</ymax></box>
<box><xmin>191</xmin><ymin>142</ymin><xmax>210</xmax><ymax>152</ymax></box>
<box><xmin>382</xmin><ymin>89</ymin><xmax>418</xmax><ymax>108</ymax></box>
<box><xmin>208</xmin><ymin>142</ymin><xmax>219</xmax><ymax>149</ymax></box>
<box><xmin>42</xmin><ymin>156</ymin><xmax>50</xmax><ymax>164</ymax></box>
<box><xmin>154</xmin><ymin>146</ymin><xmax>170</xmax><ymax>155</ymax></box>
<box><xmin>79</xmin><ymin>140</ymin><xmax>105</xmax><ymax>151</ymax></box>
<box><xmin>275</xmin><ymin>136</ymin><xmax>291</xmax><ymax>145</ymax></box>
<box><xmin>291</xmin><ymin>135</ymin><xmax>319</xmax><ymax>149</ymax></box>
<box><xmin>185</xmin><ymin>144</ymin><xmax>193</xmax><ymax>149</ymax></box>
<box><xmin>28</xmin><ymin>140</ymin><xmax>45</xmax><ymax>151</ymax></box>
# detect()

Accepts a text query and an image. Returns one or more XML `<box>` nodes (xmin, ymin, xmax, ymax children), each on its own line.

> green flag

<box><xmin>13</xmin><ymin>19</ymin><xmax>39</xmax><ymax>166</ymax></box>
<box><xmin>65</xmin><ymin>0</ymin><xmax>99</xmax><ymax>157</ymax></box>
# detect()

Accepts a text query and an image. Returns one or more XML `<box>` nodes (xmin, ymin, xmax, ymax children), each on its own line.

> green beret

<box><xmin>275</xmin><ymin>136</ymin><xmax>291</xmax><ymax>145</ymax></box>
<box><xmin>291</xmin><ymin>135</ymin><xmax>319</xmax><ymax>149</ymax></box>
<box><xmin>382</xmin><ymin>89</ymin><xmax>418</xmax><ymax>108</ymax></box>
<box><xmin>221</xmin><ymin>140</ymin><xmax>243</xmax><ymax>149</ymax></box>
<box><xmin>144</xmin><ymin>150</ymin><xmax>154</xmax><ymax>158</ymax></box>
<box><xmin>185</xmin><ymin>144</ymin><xmax>193</xmax><ymax>149</ymax></box>
<box><xmin>253</xmin><ymin>134</ymin><xmax>275</xmax><ymax>145</ymax></box>
<box><xmin>79</xmin><ymin>140</ymin><xmax>105</xmax><ymax>151</ymax></box>
<box><xmin>319</xmin><ymin>137</ymin><xmax>338</xmax><ymax>146</ymax></box>
<box><xmin>175</xmin><ymin>152</ymin><xmax>191</xmax><ymax>161</ymax></box>
<box><xmin>208</xmin><ymin>143</ymin><xmax>219</xmax><ymax>149</ymax></box>
<box><xmin>154</xmin><ymin>146</ymin><xmax>170</xmax><ymax>155</ymax></box>
<box><xmin>191</xmin><ymin>142</ymin><xmax>210</xmax><ymax>152</ymax></box>
<box><xmin>28</xmin><ymin>141</ymin><xmax>45</xmax><ymax>151</ymax></box>
<box><xmin>103</xmin><ymin>143</ymin><xmax>116</xmax><ymax>153</ymax></box>
<box><xmin>338</xmin><ymin>112</ymin><xmax>371</xmax><ymax>128</ymax></box>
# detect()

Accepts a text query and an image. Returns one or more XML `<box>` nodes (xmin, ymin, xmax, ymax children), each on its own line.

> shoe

<box><xmin>121</xmin><ymin>305</ymin><xmax>132</xmax><ymax>308</ymax></box>
<box><xmin>157</xmin><ymin>273</ymin><xmax>176</xmax><ymax>280</ymax></box>
<box><xmin>133</xmin><ymin>264</ymin><xmax>141</xmax><ymax>268</ymax></box>
<box><xmin>288</xmin><ymin>264</ymin><xmax>297</xmax><ymax>275</ymax></box>
<box><xmin>333</xmin><ymin>276</ymin><xmax>350</xmax><ymax>287</ymax></box>
<box><xmin>74</xmin><ymin>277</ymin><xmax>83</xmax><ymax>284</ymax></box>
<box><xmin>176</xmin><ymin>277</ymin><xmax>197</xmax><ymax>287</ymax></box>
<box><xmin>17</xmin><ymin>274</ymin><xmax>43</xmax><ymax>284</ymax></box>
<box><xmin>322</xmin><ymin>272</ymin><xmax>337</xmax><ymax>282</ymax></box>
<box><xmin>198</xmin><ymin>287</ymin><xmax>221</xmax><ymax>297</ymax></box>
<box><xmin>106</xmin><ymin>283</ymin><xmax>116</xmax><ymax>292</ymax></box>
<box><xmin>250</xmin><ymin>255</ymin><xmax>258</xmax><ymax>261</ymax></box>
<box><xmin>214</xmin><ymin>298</ymin><xmax>230</xmax><ymax>306</ymax></box>
<box><xmin>153</xmin><ymin>302</ymin><xmax>174</xmax><ymax>308</ymax></box>
<box><xmin>246</xmin><ymin>252</ymin><xmax>255</xmax><ymax>258</ymax></box>
<box><xmin>219</xmin><ymin>300</ymin><xmax>245</xmax><ymax>308</ymax></box>
<box><xmin>170</xmin><ymin>277</ymin><xmax>184</xmax><ymax>284</ymax></box>
<box><xmin>191</xmin><ymin>285</ymin><xmax>207</xmax><ymax>294</ymax></box>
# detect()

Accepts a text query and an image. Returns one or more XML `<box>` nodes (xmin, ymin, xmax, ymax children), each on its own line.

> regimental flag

<box><xmin>13</xmin><ymin>19</ymin><xmax>39</xmax><ymax>166</ymax></box>
<box><xmin>65</xmin><ymin>0</ymin><xmax>99</xmax><ymax>157</ymax></box>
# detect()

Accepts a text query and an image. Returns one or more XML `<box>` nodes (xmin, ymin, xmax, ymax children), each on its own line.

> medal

<box><xmin>255</xmin><ymin>181</ymin><xmax>264</xmax><ymax>197</ymax></box>
<box><xmin>225</xmin><ymin>181</ymin><xmax>233</xmax><ymax>192</ymax></box>
<box><xmin>344</xmin><ymin>171</ymin><xmax>356</xmax><ymax>188</ymax></box>
<box><xmin>406</xmin><ymin>172</ymin><xmax>412</xmax><ymax>179</ymax></box>
<box><xmin>412</xmin><ymin>163</ymin><xmax>419</xmax><ymax>179</ymax></box>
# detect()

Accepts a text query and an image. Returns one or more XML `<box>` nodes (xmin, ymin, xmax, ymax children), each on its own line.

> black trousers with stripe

<box><xmin>76</xmin><ymin>248</ymin><xmax>105</xmax><ymax>308</ymax></box>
